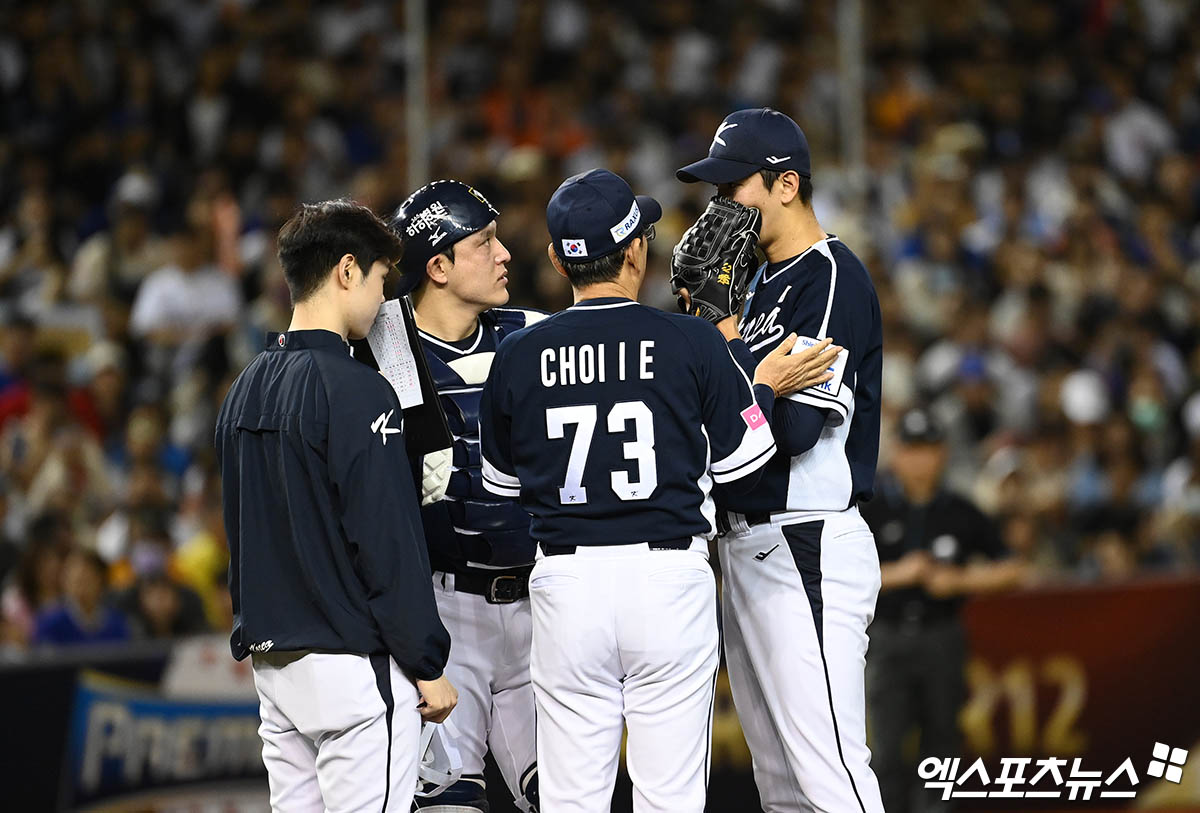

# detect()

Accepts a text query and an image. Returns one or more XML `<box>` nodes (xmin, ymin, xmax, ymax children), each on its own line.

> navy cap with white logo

<box><xmin>677</xmin><ymin>108</ymin><xmax>812</xmax><ymax>184</ymax></box>
<box><xmin>547</xmin><ymin>169</ymin><xmax>663</xmax><ymax>263</ymax></box>
<box><xmin>390</xmin><ymin>180</ymin><xmax>500</xmax><ymax>294</ymax></box>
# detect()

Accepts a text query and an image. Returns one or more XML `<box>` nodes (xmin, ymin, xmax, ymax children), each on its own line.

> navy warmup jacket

<box><xmin>216</xmin><ymin>329</ymin><xmax>450</xmax><ymax>680</ymax></box>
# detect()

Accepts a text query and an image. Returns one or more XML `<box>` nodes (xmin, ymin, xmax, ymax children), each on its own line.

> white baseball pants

<box><xmin>431</xmin><ymin>573</ymin><xmax>538</xmax><ymax>805</ymax></box>
<box><xmin>719</xmin><ymin>506</ymin><xmax>885</xmax><ymax>813</ymax></box>
<box><xmin>529</xmin><ymin>540</ymin><xmax>719</xmax><ymax>813</ymax></box>
<box><xmin>251</xmin><ymin>650</ymin><xmax>421</xmax><ymax>812</ymax></box>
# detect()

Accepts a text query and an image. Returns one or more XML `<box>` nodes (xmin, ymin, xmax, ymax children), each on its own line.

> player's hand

<box><xmin>921</xmin><ymin>563</ymin><xmax>963</xmax><ymax>598</ymax></box>
<box><xmin>753</xmin><ymin>334</ymin><xmax>842</xmax><ymax>397</ymax></box>
<box><xmin>677</xmin><ymin>288</ymin><xmax>741</xmax><ymax>340</ymax></box>
<box><xmin>883</xmin><ymin>550</ymin><xmax>932</xmax><ymax>589</ymax></box>
<box><xmin>415</xmin><ymin>676</ymin><xmax>458</xmax><ymax>723</ymax></box>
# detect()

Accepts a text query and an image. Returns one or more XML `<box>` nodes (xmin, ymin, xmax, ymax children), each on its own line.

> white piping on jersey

<box><xmin>712</xmin><ymin>439</ymin><xmax>777</xmax><ymax>482</ymax></box>
<box><xmin>759</xmin><ymin>254</ymin><xmax>804</xmax><ymax>286</ymax></box>
<box><xmin>452</xmin><ymin>434</ymin><xmax>480</xmax><ymax>444</ymax></box>
<box><xmin>813</xmin><ymin>239</ymin><xmax>839</xmax><ymax>340</ymax></box>
<box><xmin>481</xmin><ymin>454</ymin><xmax>521</xmax><ymax>495</ymax></box>
<box><xmin>453</xmin><ymin>527</ymin><xmax>483</xmax><ymax>535</ymax></box>
<box><xmin>418</xmin><ymin>320</ymin><xmax>484</xmax><ymax>354</ymax></box>
<box><xmin>758</xmin><ymin>235</ymin><xmax>839</xmax><ymax>286</ymax></box>
<box><xmin>440</xmin><ymin>386</ymin><xmax>482</xmax><ymax>395</ymax></box>
<box><xmin>710</xmin><ymin>342</ymin><xmax>777</xmax><ymax>482</ymax></box>
<box><xmin>568</xmin><ymin>300</ymin><xmax>640</xmax><ymax>310</ymax></box>
<box><xmin>697</xmin><ymin>425</ymin><xmax>716</xmax><ymax>538</ymax></box>
<box><xmin>724</xmin><ymin>342</ymin><xmax>755</xmax><ymax>393</ymax></box>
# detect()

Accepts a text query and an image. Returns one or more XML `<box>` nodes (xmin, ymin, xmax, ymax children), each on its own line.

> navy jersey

<box><xmin>479</xmin><ymin>297</ymin><xmax>776</xmax><ymax>546</ymax></box>
<box><xmin>728</xmin><ymin>236</ymin><xmax>883</xmax><ymax>513</ymax></box>
<box><xmin>418</xmin><ymin>306</ymin><xmax>547</xmax><ymax>570</ymax></box>
<box><xmin>215</xmin><ymin>330</ymin><xmax>449</xmax><ymax>679</ymax></box>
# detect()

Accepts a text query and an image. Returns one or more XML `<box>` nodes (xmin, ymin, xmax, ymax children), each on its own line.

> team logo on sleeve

<box><xmin>371</xmin><ymin>409</ymin><xmax>401</xmax><ymax>445</ymax></box>
<box><xmin>741</xmin><ymin>403</ymin><xmax>767</xmax><ymax>430</ymax></box>
<box><xmin>562</xmin><ymin>238</ymin><xmax>588</xmax><ymax>258</ymax></box>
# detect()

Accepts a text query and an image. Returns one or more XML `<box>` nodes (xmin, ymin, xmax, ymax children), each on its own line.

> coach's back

<box><xmin>480</xmin><ymin>297</ymin><xmax>775</xmax><ymax>547</ymax></box>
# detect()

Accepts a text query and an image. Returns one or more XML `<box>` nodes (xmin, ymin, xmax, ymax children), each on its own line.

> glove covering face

<box><xmin>670</xmin><ymin>196</ymin><xmax>762</xmax><ymax>323</ymax></box>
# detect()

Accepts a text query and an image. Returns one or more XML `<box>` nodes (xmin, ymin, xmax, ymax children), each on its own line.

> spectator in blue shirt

<box><xmin>33</xmin><ymin>548</ymin><xmax>129</xmax><ymax>646</ymax></box>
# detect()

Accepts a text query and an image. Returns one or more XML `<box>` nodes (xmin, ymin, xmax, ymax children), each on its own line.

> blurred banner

<box><xmin>957</xmin><ymin>576</ymin><xmax>1200</xmax><ymax>811</ymax></box>
<box><xmin>66</xmin><ymin>670</ymin><xmax>263</xmax><ymax>808</ymax></box>
<box><xmin>3</xmin><ymin>583</ymin><xmax>1199</xmax><ymax>812</ymax></box>
<box><xmin>705</xmin><ymin>576</ymin><xmax>1200</xmax><ymax>812</ymax></box>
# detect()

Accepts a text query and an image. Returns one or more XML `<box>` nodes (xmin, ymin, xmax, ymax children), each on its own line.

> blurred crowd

<box><xmin>1</xmin><ymin>0</ymin><xmax>1199</xmax><ymax>652</ymax></box>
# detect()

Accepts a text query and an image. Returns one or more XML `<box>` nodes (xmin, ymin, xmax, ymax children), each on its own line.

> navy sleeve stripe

<box><xmin>786</xmin><ymin>387</ymin><xmax>851</xmax><ymax>420</ymax></box>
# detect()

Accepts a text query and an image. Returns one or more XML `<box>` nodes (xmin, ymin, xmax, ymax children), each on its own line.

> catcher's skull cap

<box><xmin>677</xmin><ymin>108</ymin><xmax>812</xmax><ymax>184</ymax></box>
<box><xmin>390</xmin><ymin>180</ymin><xmax>500</xmax><ymax>294</ymax></box>
<box><xmin>547</xmin><ymin>168</ymin><xmax>662</xmax><ymax>264</ymax></box>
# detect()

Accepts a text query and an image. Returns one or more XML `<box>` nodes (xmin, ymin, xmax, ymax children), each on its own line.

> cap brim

<box><xmin>675</xmin><ymin>156</ymin><xmax>762</xmax><ymax>184</ymax></box>
<box><xmin>635</xmin><ymin>195</ymin><xmax>663</xmax><ymax>226</ymax></box>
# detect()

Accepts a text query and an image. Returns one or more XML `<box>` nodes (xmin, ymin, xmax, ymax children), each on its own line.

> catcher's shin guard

<box><xmin>513</xmin><ymin>763</ymin><xmax>539</xmax><ymax>813</ymax></box>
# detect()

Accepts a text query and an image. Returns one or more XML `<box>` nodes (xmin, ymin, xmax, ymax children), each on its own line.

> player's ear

<box><xmin>777</xmin><ymin>171</ymin><xmax>801</xmax><ymax>205</ymax></box>
<box><xmin>335</xmin><ymin>254</ymin><xmax>357</xmax><ymax>290</ymax></box>
<box><xmin>624</xmin><ymin>240</ymin><xmax>643</xmax><ymax>269</ymax></box>
<box><xmin>547</xmin><ymin>243</ymin><xmax>569</xmax><ymax>279</ymax></box>
<box><xmin>425</xmin><ymin>253</ymin><xmax>451</xmax><ymax>285</ymax></box>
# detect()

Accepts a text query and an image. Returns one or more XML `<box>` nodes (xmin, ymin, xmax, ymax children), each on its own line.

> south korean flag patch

<box><xmin>562</xmin><ymin>238</ymin><xmax>588</xmax><ymax>258</ymax></box>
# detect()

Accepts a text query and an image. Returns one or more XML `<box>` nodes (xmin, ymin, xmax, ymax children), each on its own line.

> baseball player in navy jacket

<box><xmin>216</xmin><ymin>200</ymin><xmax>456</xmax><ymax>812</ymax></box>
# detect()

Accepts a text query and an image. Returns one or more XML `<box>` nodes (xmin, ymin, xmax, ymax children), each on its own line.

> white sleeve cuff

<box><xmin>785</xmin><ymin>383</ymin><xmax>851</xmax><ymax>426</ymax></box>
<box><xmin>711</xmin><ymin>426</ymin><xmax>777</xmax><ymax>484</ymax></box>
<box><xmin>481</xmin><ymin>456</ymin><xmax>521</xmax><ymax>497</ymax></box>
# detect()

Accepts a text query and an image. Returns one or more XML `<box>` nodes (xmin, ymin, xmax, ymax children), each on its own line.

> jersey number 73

<box><xmin>545</xmin><ymin>401</ymin><xmax>657</xmax><ymax>504</ymax></box>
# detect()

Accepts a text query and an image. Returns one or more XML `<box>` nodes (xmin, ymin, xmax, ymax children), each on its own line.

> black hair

<box><xmin>277</xmin><ymin>200</ymin><xmax>405</xmax><ymax>304</ymax></box>
<box><xmin>759</xmin><ymin>169</ymin><xmax>813</xmax><ymax>206</ymax></box>
<box><xmin>562</xmin><ymin>250</ymin><xmax>624</xmax><ymax>288</ymax></box>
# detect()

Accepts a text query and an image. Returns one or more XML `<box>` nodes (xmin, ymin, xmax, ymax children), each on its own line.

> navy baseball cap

<box><xmin>547</xmin><ymin>169</ymin><xmax>662</xmax><ymax>263</ymax></box>
<box><xmin>677</xmin><ymin>108</ymin><xmax>812</xmax><ymax>184</ymax></box>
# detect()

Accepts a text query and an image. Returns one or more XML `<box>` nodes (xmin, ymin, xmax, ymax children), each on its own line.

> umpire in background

<box><xmin>861</xmin><ymin>407</ymin><xmax>1024</xmax><ymax>813</ymax></box>
<box><xmin>216</xmin><ymin>200</ymin><xmax>455</xmax><ymax>812</ymax></box>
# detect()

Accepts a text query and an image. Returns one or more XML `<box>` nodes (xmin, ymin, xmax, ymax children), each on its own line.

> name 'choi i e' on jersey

<box><xmin>478</xmin><ymin>297</ymin><xmax>776</xmax><ymax>547</ymax></box>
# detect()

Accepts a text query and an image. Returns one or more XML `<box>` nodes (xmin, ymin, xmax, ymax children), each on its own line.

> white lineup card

<box><xmin>366</xmin><ymin>299</ymin><xmax>424</xmax><ymax>409</ymax></box>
